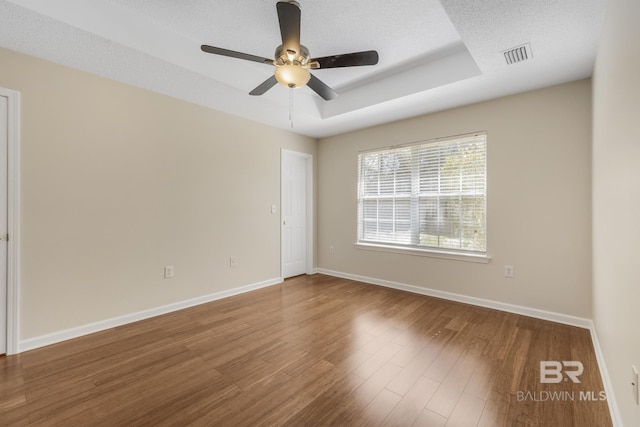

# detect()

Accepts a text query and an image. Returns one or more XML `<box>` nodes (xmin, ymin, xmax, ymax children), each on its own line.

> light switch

<box><xmin>164</xmin><ymin>266</ymin><xmax>174</xmax><ymax>279</ymax></box>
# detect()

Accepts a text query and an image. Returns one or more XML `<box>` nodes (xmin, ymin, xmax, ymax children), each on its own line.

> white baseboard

<box><xmin>18</xmin><ymin>277</ymin><xmax>283</xmax><ymax>353</ymax></box>
<box><xmin>316</xmin><ymin>268</ymin><xmax>592</xmax><ymax>328</ymax></box>
<box><xmin>588</xmin><ymin>324</ymin><xmax>623</xmax><ymax>427</ymax></box>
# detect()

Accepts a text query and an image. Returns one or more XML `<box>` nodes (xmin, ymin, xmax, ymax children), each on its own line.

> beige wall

<box><xmin>592</xmin><ymin>0</ymin><xmax>640</xmax><ymax>424</ymax></box>
<box><xmin>318</xmin><ymin>79</ymin><xmax>592</xmax><ymax>318</ymax></box>
<box><xmin>0</xmin><ymin>48</ymin><xmax>316</xmax><ymax>340</ymax></box>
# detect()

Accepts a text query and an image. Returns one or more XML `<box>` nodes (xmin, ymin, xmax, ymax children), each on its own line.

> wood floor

<box><xmin>1</xmin><ymin>274</ymin><xmax>611</xmax><ymax>426</ymax></box>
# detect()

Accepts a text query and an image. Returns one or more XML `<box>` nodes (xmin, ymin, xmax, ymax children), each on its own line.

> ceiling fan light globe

<box><xmin>275</xmin><ymin>64</ymin><xmax>310</xmax><ymax>88</ymax></box>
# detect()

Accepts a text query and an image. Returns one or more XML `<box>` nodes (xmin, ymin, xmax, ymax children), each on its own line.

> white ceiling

<box><xmin>0</xmin><ymin>0</ymin><xmax>606</xmax><ymax>138</ymax></box>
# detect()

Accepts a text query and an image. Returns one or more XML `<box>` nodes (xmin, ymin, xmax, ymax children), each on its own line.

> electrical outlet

<box><xmin>329</xmin><ymin>245</ymin><xmax>335</xmax><ymax>254</ymax></box>
<box><xmin>164</xmin><ymin>266</ymin><xmax>174</xmax><ymax>279</ymax></box>
<box><xmin>504</xmin><ymin>265</ymin><xmax>514</xmax><ymax>278</ymax></box>
<box><xmin>632</xmin><ymin>365</ymin><xmax>639</xmax><ymax>405</ymax></box>
<box><xmin>230</xmin><ymin>257</ymin><xmax>237</xmax><ymax>268</ymax></box>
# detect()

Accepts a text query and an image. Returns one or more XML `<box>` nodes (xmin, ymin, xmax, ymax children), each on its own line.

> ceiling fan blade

<box><xmin>276</xmin><ymin>1</ymin><xmax>301</xmax><ymax>55</ymax></box>
<box><xmin>249</xmin><ymin>75</ymin><xmax>278</xmax><ymax>96</ymax></box>
<box><xmin>310</xmin><ymin>50</ymin><xmax>379</xmax><ymax>69</ymax></box>
<box><xmin>307</xmin><ymin>74</ymin><xmax>337</xmax><ymax>101</ymax></box>
<box><xmin>201</xmin><ymin>45</ymin><xmax>273</xmax><ymax>65</ymax></box>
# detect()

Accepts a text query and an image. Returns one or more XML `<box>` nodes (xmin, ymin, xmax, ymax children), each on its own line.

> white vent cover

<box><xmin>502</xmin><ymin>43</ymin><xmax>532</xmax><ymax>65</ymax></box>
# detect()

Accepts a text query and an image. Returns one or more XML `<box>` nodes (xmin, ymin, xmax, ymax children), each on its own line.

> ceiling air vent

<box><xmin>502</xmin><ymin>43</ymin><xmax>532</xmax><ymax>65</ymax></box>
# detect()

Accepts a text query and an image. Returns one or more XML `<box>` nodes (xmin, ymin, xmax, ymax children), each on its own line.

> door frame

<box><xmin>0</xmin><ymin>87</ymin><xmax>21</xmax><ymax>355</ymax></box>
<box><xmin>280</xmin><ymin>149</ymin><xmax>313</xmax><ymax>278</ymax></box>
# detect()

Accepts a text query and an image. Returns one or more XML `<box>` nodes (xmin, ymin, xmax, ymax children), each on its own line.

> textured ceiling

<box><xmin>0</xmin><ymin>0</ymin><xmax>606</xmax><ymax>138</ymax></box>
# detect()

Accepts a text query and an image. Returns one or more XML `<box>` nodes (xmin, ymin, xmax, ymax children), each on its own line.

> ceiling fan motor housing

<box><xmin>274</xmin><ymin>44</ymin><xmax>310</xmax><ymax>66</ymax></box>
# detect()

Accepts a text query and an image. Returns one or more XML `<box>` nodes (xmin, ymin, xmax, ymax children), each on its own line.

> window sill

<box><xmin>354</xmin><ymin>243</ymin><xmax>491</xmax><ymax>264</ymax></box>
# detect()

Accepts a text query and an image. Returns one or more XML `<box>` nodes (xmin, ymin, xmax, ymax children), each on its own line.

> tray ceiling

<box><xmin>0</xmin><ymin>0</ymin><xmax>606</xmax><ymax>137</ymax></box>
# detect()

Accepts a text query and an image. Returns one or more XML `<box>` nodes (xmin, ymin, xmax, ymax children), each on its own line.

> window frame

<box><xmin>355</xmin><ymin>132</ymin><xmax>490</xmax><ymax>263</ymax></box>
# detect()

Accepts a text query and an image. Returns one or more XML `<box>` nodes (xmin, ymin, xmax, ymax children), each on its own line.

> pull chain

<box><xmin>289</xmin><ymin>87</ymin><xmax>294</xmax><ymax>129</ymax></box>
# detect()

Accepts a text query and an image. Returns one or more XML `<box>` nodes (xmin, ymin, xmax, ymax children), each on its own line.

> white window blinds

<box><xmin>357</xmin><ymin>132</ymin><xmax>486</xmax><ymax>254</ymax></box>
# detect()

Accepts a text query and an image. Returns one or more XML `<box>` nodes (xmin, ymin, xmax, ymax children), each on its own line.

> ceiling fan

<box><xmin>200</xmin><ymin>0</ymin><xmax>379</xmax><ymax>101</ymax></box>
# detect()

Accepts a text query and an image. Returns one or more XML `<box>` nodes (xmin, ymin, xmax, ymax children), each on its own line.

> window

<box><xmin>357</xmin><ymin>132</ymin><xmax>487</xmax><ymax>256</ymax></box>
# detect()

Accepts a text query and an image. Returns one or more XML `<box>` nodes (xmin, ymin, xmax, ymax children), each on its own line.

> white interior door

<box><xmin>0</xmin><ymin>96</ymin><xmax>7</xmax><ymax>355</ymax></box>
<box><xmin>281</xmin><ymin>150</ymin><xmax>310</xmax><ymax>279</ymax></box>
